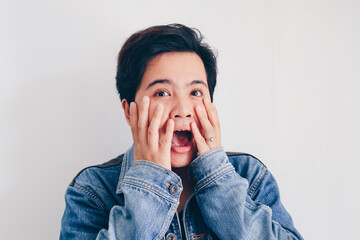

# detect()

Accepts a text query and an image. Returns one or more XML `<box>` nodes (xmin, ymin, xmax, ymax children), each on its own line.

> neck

<box><xmin>173</xmin><ymin>166</ymin><xmax>194</xmax><ymax>212</ymax></box>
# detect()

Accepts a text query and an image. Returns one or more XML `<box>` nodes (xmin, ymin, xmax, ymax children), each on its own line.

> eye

<box><xmin>191</xmin><ymin>90</ymin><xmax>202</xmax><ymax>97</ymax></box>
<box><xmin>154</xmin><ymin>90</ymin><xmax>170</xmax><ymax>97</ymax></box>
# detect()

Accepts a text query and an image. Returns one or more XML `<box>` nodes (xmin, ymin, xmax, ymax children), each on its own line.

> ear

<box><xmin>121</xmin><ymin>99</ymin><xmax>131</xmax><ymax>126</ymax></box>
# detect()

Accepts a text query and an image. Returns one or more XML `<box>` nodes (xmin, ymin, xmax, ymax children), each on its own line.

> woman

<box><xmin>60</xmin><ymin>24</ymin><xmax>303</xmax><ymax>240</ymax></box>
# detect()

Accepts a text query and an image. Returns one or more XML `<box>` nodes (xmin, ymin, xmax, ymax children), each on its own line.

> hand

<box><xmin>129</xmin><ymin>96</ymin><xmax>174</xmax><ymax>170</ymax></box>
<box><xmin>191</xmin><ymin>98</ymin><xmax>221</xmax><ymax>155</ymax></box>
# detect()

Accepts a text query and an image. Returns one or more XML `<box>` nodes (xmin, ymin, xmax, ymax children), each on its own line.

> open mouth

<box><xmin>171</xmin><ymin>130</ymin><xmax>193</xmax><ymax>147</ymax></box>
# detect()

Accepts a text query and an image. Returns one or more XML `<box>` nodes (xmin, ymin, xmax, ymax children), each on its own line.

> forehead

<box><xmin>139</xmin><ymin>52</ymin><xmax>207</xmax><ymax>88</ymax></box>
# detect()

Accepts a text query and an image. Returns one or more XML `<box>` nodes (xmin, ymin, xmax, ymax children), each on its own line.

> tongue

<box><xmin>172</xmin><ymin>131</ymin><xmax>191</xmax><ymax>146</ymax></box>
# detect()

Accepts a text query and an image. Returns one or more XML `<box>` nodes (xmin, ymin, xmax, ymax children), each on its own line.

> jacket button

<box><xmin>166</xmin><ymin>233</ymin><xmax>177</xmax><ymax>240</ymax></box>
<box><xmin>169</xmin><ymin>184</ymin><xmax>179</xmax><ymax>195</ymax></box>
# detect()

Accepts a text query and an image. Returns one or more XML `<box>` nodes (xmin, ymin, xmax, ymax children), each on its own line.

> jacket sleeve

<box><xmin>60</xmin><ymin>182</ymin><xmax>110</xmax><ymax>239</ymax></box>
<box><xmin>188</xmin><ymin>147</ymin><xmax>303</xmax><ymax>240</ymax></box>
<box><xmin>60</xmin><ymin>161</ymin><xmax>182</xmax><ymax>240</ymax></box>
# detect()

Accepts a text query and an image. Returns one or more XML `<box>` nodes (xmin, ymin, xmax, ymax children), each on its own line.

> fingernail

<box><xmin>204</xmin><ymin>98</ymin><xmax>210</xmax><ymax>105</ymax></box>
<box><xmin>156</xmin><ymin>104</ymin><xmax>163</xmax><ymax>111</ymax></box>
<box><xmin>197</xmin><ymin>105</ymin><xmax>202</xmax><ymax>112</ymax></box>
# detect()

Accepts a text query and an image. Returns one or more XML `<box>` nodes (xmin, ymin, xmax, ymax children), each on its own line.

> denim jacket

<box><xmin>60</xmin><ymin>146</ymin><xmax>303</xmax><ymax>240</ymax></box>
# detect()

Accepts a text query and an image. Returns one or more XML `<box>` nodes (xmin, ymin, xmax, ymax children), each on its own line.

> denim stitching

<box><xmin>190</xmin><ymin>147</ymin><xmax>224</xmax><ymax>169</ymax></box>
<box><xmin>124</xmin><ymin>176</ymin><xmax>175</xmax><ymax>195</ymax></box>
<box><xmin>122</xmin><ymin>179</ymin><xmax>169</xmax><ymax>199</ymax></box>
<box><xmin>122</xmin><ymin>178</ymin><xmax>179</xmax><ymax>203</ymax></box>
<box><xmin>119</xmin><ymin>149</ymin><xmax>130</xmax><ymax>184</ymax></box>
<box><xmin>116</xmin><ymin>150</ymin><xmax>130</xmax><ymax>194</ymax></box>
<box><xmin>116</xmin><ymin>183</ymin><xmax>179</xmax><ymax>240</ymax></box>
<box><xmin>134</xmin><ymin>161</ymin><xmax>171</xmax><ymax>174</ymax></box>
<box><xmin>195</xmin><ymin>164</ymin><xmax>235</xmax><ymax>192</ymax></box>
<box><xmin>244</xmin><ymin>201</ymin><xmax>271</xmax><ymax>211</ymax></box>
<box><xmin>248</xmin><ymin>166</ymin><xmax>267</xmax><ymax>199</ymax></box>
<box><xmin>74</xmin><ymin>182</ymin><xmax>106</xmax><ymax>210</ymax></box>
<box><xmin>196</xmin><ymin>164</ymin><xmax>234</xmax><ymax>188</ymax></box>
<box><xmin>155</xmin><ymin>204</ymin><xmax>178</xmax><ymax>240</ymax></box>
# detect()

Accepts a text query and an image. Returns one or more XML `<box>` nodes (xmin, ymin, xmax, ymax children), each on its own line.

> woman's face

<box><xmin>132</xmin><ymin>52</ymin><xmax>210</xmax><ymax>168</ymax></box>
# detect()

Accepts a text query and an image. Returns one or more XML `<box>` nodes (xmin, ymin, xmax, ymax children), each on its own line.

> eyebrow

<box><xmin>146</xmin><ymin>79</ymin><xmax>171</xmax><ymax>89</ymax></box>
<box><xmin>146</xmin><ymin>79</ymin><xmax>207</xmax><ymax>89</ymax></box>
<box><xmin>186</xmin><ymin>80</ymin><xmax>208</xmax><ymax>87</ymax></box>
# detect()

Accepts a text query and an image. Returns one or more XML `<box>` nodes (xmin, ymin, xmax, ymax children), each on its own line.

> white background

<box><xmin>1</xmin><ymin>0</ymin><xmax>359</xmax><ymax>239</ymax></box>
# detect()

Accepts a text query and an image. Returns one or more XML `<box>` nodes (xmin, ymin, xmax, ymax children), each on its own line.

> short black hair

<box><xmin>115</xmin><ymin>24</ymin><xmax>217</xmax><ymax>103</ymax></box>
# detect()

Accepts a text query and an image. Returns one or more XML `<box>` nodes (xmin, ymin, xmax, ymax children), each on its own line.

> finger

<box><xmin>195</xmin><ymin>105</ymin><xmax>215</xmax><ymax>138</ymax></box>
<box><xmin>129</xmin><ymin>102</ymin><xmax>139</xmax><ymax>144</ymax></box>
<box><xmin>157</xmin><ymin>119</ymin><xmax>174</xmax><ymax>170</ymax></box>
<box><xmin>161</xmin><ymin>119</ymin><xmax>174</xmax><ymax>151</ymax></box>
<box><xmin>204</xmin><ymin>98</ymin><xmax>220</xmax><ymax>129</ymax></box>
<box><xmin>138</xmin><ymin>96</ymin><xmax>150</xmax><ymax>145</ymax></box>
<box><xmin>191</xmin><ymin>122</ymin><xmax>209</xmax><ymax>155</ymax></box>
<box><xmin>148</xmin><ymin>104</ymin><xmax>163</xmax><ymax>149</ymax></box>
<box><xmin>204</xmin><ymin>99</ymin><xmax>221</xmax><ymax>142</ymax></box>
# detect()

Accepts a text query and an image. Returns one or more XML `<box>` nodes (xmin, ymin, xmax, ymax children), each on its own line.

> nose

<box><xmin>170</xmin><ymin>98</ymin><xmax>193</xmax><ymax>122</ymax></box>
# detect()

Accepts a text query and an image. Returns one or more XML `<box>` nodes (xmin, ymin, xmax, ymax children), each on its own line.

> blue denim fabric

<box><xmin>60</xmin><ymin>145</ymin><xmax>303</xmax><ymax>239</ymax></box>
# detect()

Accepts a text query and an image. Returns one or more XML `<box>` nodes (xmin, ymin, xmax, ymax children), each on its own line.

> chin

<box><xmin>170</xmin><ymin>149</ymin><xmax>196</xmax><ymax>168</ymax></box>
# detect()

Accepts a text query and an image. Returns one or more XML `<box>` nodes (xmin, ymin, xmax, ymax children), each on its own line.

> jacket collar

<box><xmin>116</xmin><ymin>144</ymin><xmax>135</xmax><ymax>194</ymax></box>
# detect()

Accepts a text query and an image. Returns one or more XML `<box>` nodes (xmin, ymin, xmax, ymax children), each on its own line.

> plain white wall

<box><xmin>1</xmin><ymin>0</ymin><xmax>359</xmax><ymax>239</ymax></box>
